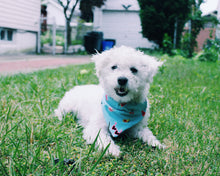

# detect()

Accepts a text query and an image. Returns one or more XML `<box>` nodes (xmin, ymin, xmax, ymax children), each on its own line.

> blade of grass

<box><xmin>0</xmin><ymin>120</ymin><xmax>24</xmax><ymax>146</ymax></box>
<box><xmin>86</xmin><ymin>143</ymin><xmax>110</xmax><ymax>175</ymax></box>
<box><xmin>0</xmin><ymin>159</ymin><xmax>9</xmax><ymax>176</ymax></box>
<box><xmin>86</xmin><ymin>129</ymin><xmax>101</xmax><ymax>158</ymax></box>
<box><xmin>9</xmin><ymin>157</ymin><xmax>22</xmax><ymax>176</ymax></box>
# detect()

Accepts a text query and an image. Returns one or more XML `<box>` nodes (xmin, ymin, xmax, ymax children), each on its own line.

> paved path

<box><xmin>0</xmin><ymin>55</ymin><xmax>91</xmax><ymax>75</ymax></box>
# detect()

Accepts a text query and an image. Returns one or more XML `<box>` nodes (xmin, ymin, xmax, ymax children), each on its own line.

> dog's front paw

<box><xmin>107</xmin><ymin>144</ymin><xmax>121</xmax><ymax>157</ymax></box>
<box><xmin>158</xmin><ymin>143</ymin><xmax>166</xmax><ymax>150</ymax></box>
<box><xmin>150</xmin><ymin>140</ymin><xmax>166</xmax><ymax>150</ymax></box>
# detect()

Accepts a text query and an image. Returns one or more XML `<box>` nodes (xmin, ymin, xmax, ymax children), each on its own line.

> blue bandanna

<box><xmin>101</xmin><ymin>95</ymin><xmax>147</xmax><ymax>137</ymax></box>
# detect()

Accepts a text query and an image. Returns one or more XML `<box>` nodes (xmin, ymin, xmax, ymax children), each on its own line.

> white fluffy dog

<box><xmin>55</xmin><ymin>46</ymin><xmax>165</xmax><ymax>156</ymax></box>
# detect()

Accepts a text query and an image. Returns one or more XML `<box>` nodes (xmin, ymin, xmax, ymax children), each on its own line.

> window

<box><xmin>7</xmin><ymin>30</ymin><xmax>13</xmax><ymax>41</ymax></box>
<box><xmin>0</xmin><ymin>28</ymin><xmax>13</xmax><ymax>41</ymax></box>
<box><xmin>0</xmin><ymin>30</ymin><xmax>5</xmax><ymax>40</ymax></box>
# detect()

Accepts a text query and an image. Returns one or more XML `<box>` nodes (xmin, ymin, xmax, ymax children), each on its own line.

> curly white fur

<box><xmin>55</xmin><ymin>46</ymin><xmax>165</xmax><ymax>156</ymax></box>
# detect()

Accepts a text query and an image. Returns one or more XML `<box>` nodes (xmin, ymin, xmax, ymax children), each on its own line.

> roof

<box><xmin>41</xmin><ymin>0</ymin><xmax>80</xmax><ymax>15</ymax></box>
<box><xmin>102</xmin><ymin>0</ymin><xmax>140</xmax><ymax>11</ymax></box>
<box><xmin>42</xmin><ymin>0</ymin><xmax>63</xmax><ymax>11</ymax></box>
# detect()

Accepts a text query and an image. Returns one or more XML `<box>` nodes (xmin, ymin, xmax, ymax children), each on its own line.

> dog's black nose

<box><xmin>118</xmin><ymin>77</ymin><xmax>128</xmax><ymax>86</ymax></box>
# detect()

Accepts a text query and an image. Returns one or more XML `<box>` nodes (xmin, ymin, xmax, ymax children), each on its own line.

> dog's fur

<box><xmin>55</xmin><ymin>46</ymin><xmax>165</xmax><ymax>156</ymax></box>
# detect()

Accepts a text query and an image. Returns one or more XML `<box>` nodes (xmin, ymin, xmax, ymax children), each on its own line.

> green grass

<box><xmin>0</xmin><ymin>55</ymin><xmax>219</xmax><ymax>175</ymax></box>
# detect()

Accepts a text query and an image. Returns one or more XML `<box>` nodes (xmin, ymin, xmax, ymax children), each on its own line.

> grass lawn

<box><xmin>0</xmin><ymin>55</ymin><xmax>219</xmax><ymax>175</ymax></box>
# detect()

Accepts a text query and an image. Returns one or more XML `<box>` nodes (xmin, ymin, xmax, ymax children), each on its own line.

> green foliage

<box><xmin>138</xmin><ymin>0</ymin><xmax>218</xmax><ymax>57</ymax></box>
<box><xmin>187</xmin><ymin>4</ymin><xmax>204</xmax><ymax>57</ymax></box>
<box><xmin>80</xmin><ymin>0</ymin><xmax>106</xmax><ymax>22</ymax></box>
<box><xmin>56</xmin><ymin>35</ymin><xmax>65</xmax><ymax>46</ymax></box>
<box><xmin>162</xmin><ymin>33</ymin><xmax>173</xmax><ymax>55</ymax></box>
<box><xmin>138</xmin><ymin>48</ymin><xmax>163</xmax><ymax>57</ymax></box>
<box><xmin>0</xmin><ymin>57</ymin><xmax>219</xmax><ymax>175</ymax></box>
<box><xmin>138</xmin><ymin>0</ymin><xmax>191</xmax><ymax>47</ymax></box>
<box><xmin>204</xmin><ymin>38</ymin><xmax>220</xmax><ymax>52</ymax></box>
<box><xmin>41</xmin><ymin>31</ymin><xmax>64</xmax><ymax>46</ymax></box>
<box><xmin>198</xmin><ymin>50</ymin><xmax>218</xmax><ymax>62</ymax></box>
<box><xmin>71</xmin><ymin>39</ymin><xmax>83</xmax><ymax>45</ymax></box>
<box><xmin>181</xmin><ymin>32</ymin><xmax>194</xmax><ymax>58</ymax></box>
<box><xmin>198</xmin><ymin>39</ymin><xmax>220</xmax><ymax>62</ymax></box>
<box><xmin>41</xmin><ymin>31</ymin><xmax>52</xmax><ymax>45</ymax></box>
<box><xmin>183</xmin><ymin>0</ymin><xmax>219</xmax><ymax>58</ymax></box>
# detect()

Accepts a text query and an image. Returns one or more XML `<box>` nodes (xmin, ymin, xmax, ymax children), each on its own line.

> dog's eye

<box><xmin>130</xmin><ymin>67</ymin><xmax>138</xmax><ymax>74</ymax></box>
<box><xmin>111</xmin><ymin>65</ymin><xmax>118</xmax><ymax>70</ymax></box>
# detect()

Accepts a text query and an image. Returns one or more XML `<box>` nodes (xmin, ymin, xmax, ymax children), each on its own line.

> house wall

<box><xmin>0</xmin><ymin>30</ymin><xmax>37</xmax><ymax>54</ymax></box>
<box><xmin>94</xmin><ymin>8</ymin><xmax>154</xmax><ymax>48</ymax></box>
<box><xmin>45</xmin><ymin>1</ymin><xmax>65</xmax><ymax>27</ymax></box>
<box><xmin>99</xmin><ymin>10</ymin><xmax>154</xmax><ymax>48</ymax></box>
<box><xmin>102</xmin><ymin>0</ymin><xmax>140</xmax><ymax>11</ymax></box>
<box><xmin>93</xmin><ymin>0</ymin><xmax>155</xmax><ymax>49</ymax></box>
<box><xmin>0</xmin><ymin>0</ymin><xmax>40</xmax><ymax>54</ymax></box>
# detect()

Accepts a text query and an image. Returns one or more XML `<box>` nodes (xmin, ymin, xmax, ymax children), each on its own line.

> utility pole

<box><xmin>52</xmin><ymin>17</ymin><xmax>56</xmax><ymax>55</ymax></box>
<box><xmin>37</xmin><ymin>18</ymin><xmax>41</xmax><ymax>54</ymax></box>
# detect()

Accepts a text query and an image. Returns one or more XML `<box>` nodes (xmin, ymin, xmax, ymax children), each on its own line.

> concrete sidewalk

<box><xmin>0</xmin><ymin>54</ymin><xmax>91</xmax><ymax>75</ymax></box>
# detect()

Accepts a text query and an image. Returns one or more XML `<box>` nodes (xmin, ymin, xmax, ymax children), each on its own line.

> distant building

<box><xmin>0</xmin><ymin>0</ymin><xmax>41</xmax><ymax>54</ymax></box>
<box><xmin>93</xmin><ymin>0</ymin><xmax>155</xmax><ymax>48</ymax></box>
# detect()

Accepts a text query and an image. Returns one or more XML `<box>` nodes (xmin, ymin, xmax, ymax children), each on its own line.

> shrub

<box><xmin>56</xmin><ymin>35</ymin><xmax>64</xmax><ymax>46</ymax></box>
<box><xmin>162</xmin><ymin>33</ymin><xmax>173</xmax><ymax>55</ymax></box>
<box><xmin>204</xmin><ymin>39</ymin><xmax>220</xmax><ymax>52</ymax></box>
<box><xmin>198</xmin><ymin>50</ymin><xmax>218</xmax><ymax>62</ymax></box>
<box><xmin>181</xmin><ymin>32</ymin><xmax>194</xmax><ymax>58</ymax></box>
<box><xmin>198</xmin><ymin>39</ymin><xmax>220</xmax><ymax>62</ymax></box>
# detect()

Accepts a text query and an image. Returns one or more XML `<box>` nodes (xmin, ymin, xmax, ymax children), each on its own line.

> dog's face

<box><xmin>92</xmin><ymin>46</ymin><xmax>163</xmax><ymax>103</ymax></box>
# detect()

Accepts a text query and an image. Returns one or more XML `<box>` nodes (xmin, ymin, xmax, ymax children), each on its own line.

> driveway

<box><xmin>0</xmin><ymin>55</ymin><xmax>91</xmax><ymax>75</ymax></box>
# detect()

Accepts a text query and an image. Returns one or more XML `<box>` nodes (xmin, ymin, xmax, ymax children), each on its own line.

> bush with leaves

<box><xmin>198</xmin><ymin>39</ymin><xmax>220</xmax><ymax>62</ymax></box>
<box><xmin>181</xmin><ymin>33</ymin><xmax>194</xmax><ymax>58</ymax></box>
<box><xmin>204</xmin><ymin>39</ymin><xmax>220</xmax><ymax>52</ymax></box>
<box><xmin>162</xmin><ymin>33</ymin><xmax>173</xmax><ymax>55</ymax></box>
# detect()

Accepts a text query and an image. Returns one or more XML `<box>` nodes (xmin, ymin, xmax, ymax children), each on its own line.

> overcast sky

<box><xmin>200</xmin><ymin>0</ymin><xmax>219</xmax><ymax>15</ymax></box>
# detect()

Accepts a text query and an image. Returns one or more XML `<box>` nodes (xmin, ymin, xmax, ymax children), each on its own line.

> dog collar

<box><xmin>101</xmin><ymin>95</ymin><xmax>147</xmax><ymax>137</ymax></box>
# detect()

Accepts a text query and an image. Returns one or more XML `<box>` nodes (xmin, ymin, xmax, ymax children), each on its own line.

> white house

<box><xmin>0</xmin><ymin>0</ymin><xmax>41</xmax><ymax>54</ymax></box>
<box><xmin>93</xmin><ymin>0</ymin><xmax>155</xmax><ymax>48</ymax></box>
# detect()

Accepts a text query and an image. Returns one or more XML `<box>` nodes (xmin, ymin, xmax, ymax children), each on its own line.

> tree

<box><xmin>80</xmin><ymin>0</ymin><xmax>106</xmax><ymax>22</ymax></box>
<box><xmin>182</xmin><ymin>0</ymin><xmax>218</xmax><ymax>57</ymax></box>
<box><xmin>138</xmin><ymin>0</ymin><xmax>191</xmax><ymax>48</ymax></box>
<box><xmin>57</xmin><ymin>0</ymin><xmax>79</xmax><ymax>53</ymax></box>
<box><xmin>57</xmin><ymin>0</ymin><xmax>105</xmax><ymax>53</ymax></box>
<box><xmin>187</xmin><ymin>0</ymin><xmax>204</xmax><ymax>57</ymax></box>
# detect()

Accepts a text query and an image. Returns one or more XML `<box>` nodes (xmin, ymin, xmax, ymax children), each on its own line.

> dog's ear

<box><xmin>91</xmin><ymin>52</ymin><xmax>108</xmax><ymax>77</ymax></box>
<box><xmin>143</xmin><ymin>55</ymin><xmax>164</xmax><ymax>83</ymax></box>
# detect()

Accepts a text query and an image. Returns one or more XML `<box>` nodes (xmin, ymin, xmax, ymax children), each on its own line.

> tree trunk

<box><xmin>67</xmin><ymin>20</ymin><xmax>72</xmax><ymax>46</ymax></box>
<box><xmin>64</xmin><ymin>20</ymin><xmax>72</xmax><ymax>53</ymax></box>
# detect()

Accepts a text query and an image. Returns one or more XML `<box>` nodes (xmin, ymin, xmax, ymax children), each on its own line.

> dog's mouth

<box><xmin>115</xmin><ymin>87</ymin><xmax>129</xmax><ymax>97</ymax></box>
